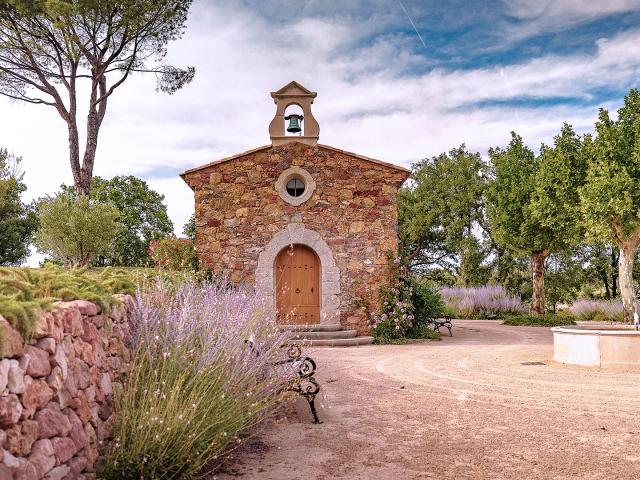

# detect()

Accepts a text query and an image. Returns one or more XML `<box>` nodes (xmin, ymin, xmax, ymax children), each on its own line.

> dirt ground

<box><xmin>215</xmin><ymin>320</ymin><xmax>640</xmax><ymax>480</ymax></box>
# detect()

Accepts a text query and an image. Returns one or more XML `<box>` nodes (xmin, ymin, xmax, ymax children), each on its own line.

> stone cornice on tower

<box><xmin>268</xmin><ymin>81</ymin><xmax>320</xmax><ymax>146</ymax></box>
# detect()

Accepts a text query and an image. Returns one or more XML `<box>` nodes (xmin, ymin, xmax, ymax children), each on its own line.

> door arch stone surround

<box><xmin>255</xmin><ymin>223</ymin><xmax>340</xmax><ymax>325</ymax></box>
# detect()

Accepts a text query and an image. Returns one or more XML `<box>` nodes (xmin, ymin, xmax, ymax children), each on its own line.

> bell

<box><xmin>285</xmin><ymin>114</ymin><xmax>303</xmax><ymax>133</ymax></box>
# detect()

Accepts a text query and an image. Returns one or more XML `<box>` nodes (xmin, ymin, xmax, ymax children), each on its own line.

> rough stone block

<box><xmin>24</xmin><ymin>347</ymin><xmax>51</xmax><ymax>378</ymax></box>
<box><xmin>0</xmin><ymin>317</ymin><xmax>24</xmax><ymax>358</ymax></box>
<box><xmin>7</xmin><ymin>364</ymin><xmax>27</xmax><ymax>397</ymax></box>
<box><xmin>51</xmin><ymin>437</ymin><xmax>77</xmax><ymax>465</ymax></box>
<box><xmin>35</xmin><ymin>339</ymin><xmax>56</xmax><ymax>355</ymax></box>
<box><xmin>0</xmin><ymin>463</ymin><xmax>11</xmax><ymax>480</ymax></box>
<box><xmin>5</xmin><ymin>420</ymin><xmax>38</xmax><ymax>456</ymax></box>
<box><xmin>0</xmin><ymin>359</ymin><xmax>11</xmax><ymax>391</ymax></box>
<box><xmin>0</xmin><ymin>394</ymin><xmax>22</xmax><ymax>428</ymax></box>
<box><xmin>29</xmin><ymin>438</ymin><xmax>55</xmax><ymax>477</ymax></box>
<box><xmin>22</xmin><ymin>380</ymin><xmax>54</xmax><ymax>411</ymax></box>
<box><xmin>35</xmin><ymin>403</ymin><xmax>72</xmax><ymax>439</ymax></box>
<box><xmin>45</xmin><ymin>464</ymin><xmax>70</xmax><ymax>480</ymax></box>
<box><xmin>63</xmin><ymin>301</ymin><xmax>99</xmax><ymax>317</ymax></box>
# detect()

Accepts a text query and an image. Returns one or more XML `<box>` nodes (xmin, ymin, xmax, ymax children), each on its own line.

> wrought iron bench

<box><xmin>276</xmin><ymin>344</ymin><xmax>322</xmax><ymax>424</ymax></box>
<box><xmin>246</xmin><ymin>341</ymin><xmax>322</xmax><ymax>424</ymax></box>
<box><xmin>430</xmin><ymin>316</ymin><xmax>453</xmax><ymax>336</ymax></box>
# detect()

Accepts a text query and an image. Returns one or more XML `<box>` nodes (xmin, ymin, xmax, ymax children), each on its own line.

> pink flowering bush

<box><xmin>367</xmin><ymin>285</ymin><xmax>415</xmax><ymax>343</ymax></box>
<box><xmin>102</xmin><ymin>279</ymin><xmax>297</xmax><ymax>479</ymax></box>
<box><xmin>361</xmin><ymin>254</ymin><xmax>443</xmax><ymax>343</ymax></box>
<box><xmin>441</xmin><ymin>285</ymin><xmax>526</xmax><ymax>318</ymax></box>
<box><xmin>148</xmin><ymin>236</ymin><xmax>198</xmax><ymax>271</ymax></box>
<box><xmin>569</xmin><ymin>299</ymin><xmax>624</xmax><ymax>322</ymax></box>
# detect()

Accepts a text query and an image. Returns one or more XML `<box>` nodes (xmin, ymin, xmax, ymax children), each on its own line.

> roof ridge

<box><xmin>179</xmin><ymin>141</ymin><xmax>411</xmax><ymax>179</ymax></box>
<box><xmin>271</xmin><ymin>80</ymin><xmax>315</xmax><ymax>96</ymax></box>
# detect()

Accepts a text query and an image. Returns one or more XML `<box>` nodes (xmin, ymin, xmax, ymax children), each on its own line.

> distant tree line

<box><xmin>0</xmin><ymin>162</ymin><xmax>192</xmax><ymax>268</ymax></box>
<box><xmin>399</xmin><ymin>88</ymin><xmax>640</xmax><ymax>321</ymax></box>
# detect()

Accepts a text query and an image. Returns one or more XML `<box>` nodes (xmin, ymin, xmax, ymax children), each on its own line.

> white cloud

<box><xmin>502</xmin><ymin>0</ymin><xmax>640</xmax><ymax>41</ymax></box>
<box><xmin>0</xmin><ymin>0</ymin><xmax>639</xmax><ymax>266</ymax></box>
<box><xmin>505</xmin><ymin>0</ymin><xmax>640</xmax><ymax>22</ymax></box>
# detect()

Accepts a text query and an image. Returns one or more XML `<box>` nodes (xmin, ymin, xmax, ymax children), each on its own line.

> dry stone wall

<box><xmin>183</xmin><ymin>141</ymin><xmax>409</xmax><ymax>334</ymax></box>
<box><xmin>0</xmin><ymin>296</ymin><xmax>132</xmax><ymax>479</ymax></box>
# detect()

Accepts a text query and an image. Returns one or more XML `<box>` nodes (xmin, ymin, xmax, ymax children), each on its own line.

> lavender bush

<box><xmin>441</xmin><ymin>285</ymin><xmax>526</xmax><ymax>318</ymax></box>
<box><xmin>569</xmin><ymin>299</ymin><xmax>624</xmax><ymax>322</ymax></box>
<box><xmin>102</xmin><ymin>279</ymin><xmax>297</xmax><ymax>479</ymax></box>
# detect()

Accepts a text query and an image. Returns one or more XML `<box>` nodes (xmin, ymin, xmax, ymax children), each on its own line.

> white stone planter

<box><xmin>552</xmin><ymin>325</ymin><xmax>640</xmax><ymax>367</ymax></box>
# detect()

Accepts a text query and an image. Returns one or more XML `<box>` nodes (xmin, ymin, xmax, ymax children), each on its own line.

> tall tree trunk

<box><xmin>601</xmin><ymin>271</ymin><xmax>611</xmax><ymax>300</ymax></box>
<box><xmin>618</xmin><ymin>241</ymin><xmax>638</xmax><ymax>322</ymax></box>
<box><xmin>531</xmin><ymin>250</ymin><xmax>547</xmax><ymax>316</ymax></box>
<box><xmin>611</xmin><ymin>247</ymin><xmax>618</xmax><ymax>298</ymax></box>
<box><xmin>67</xmin><ymin>120</ymin><xmax>83</xmax><ymax>194</ymax></box>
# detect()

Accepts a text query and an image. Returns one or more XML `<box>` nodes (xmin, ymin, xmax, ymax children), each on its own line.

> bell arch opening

<box><xmin>284</xmin><ymin>104</ymin><xmax>304</xmax><ymax>136</ymax></box>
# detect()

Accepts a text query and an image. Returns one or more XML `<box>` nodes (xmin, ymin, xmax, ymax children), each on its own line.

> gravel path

<box><xmin>216</xmin><ymin>320</ymin><xmax>640</xmax><ymax>479</ymax></box>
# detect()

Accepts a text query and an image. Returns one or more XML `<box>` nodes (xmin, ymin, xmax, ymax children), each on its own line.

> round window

<box><xmin>286</xmin><ymin>177</ymin><xmax>305</xmax><ymax>197</ymax></box>
<box><xmin>275</xmin><ymin>167</ymin><xmax>315</xmax><ymax>206</ymax></box>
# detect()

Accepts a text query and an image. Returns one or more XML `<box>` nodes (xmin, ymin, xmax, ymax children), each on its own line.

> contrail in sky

<box><xmin>398</xmin><ymin>0</ymin><xmax>427</xmax><ymax>49</ymax></box>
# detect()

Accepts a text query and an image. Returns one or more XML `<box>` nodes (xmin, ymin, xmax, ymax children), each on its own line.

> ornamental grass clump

<box><xmin>0</xmin><ymin>265</ymin><xmax>134</xmax><ymax>340</ymax></box>
<box><xmin>101</xmin><ymin>279</ymin><xmax>298</xmax><ymax>479</ymax></box>
<box><xmin>569</xmin><ymin>299</ymin><xmax>624</xmax><ymax>322</ymax></box>
<box><xmin>441</xmin><ymin>285</ymin><xmax>526</xmax><ymax>319</ymax></box>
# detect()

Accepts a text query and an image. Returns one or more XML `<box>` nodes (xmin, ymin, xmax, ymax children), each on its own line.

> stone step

<box><xmin>279</xmin><ymin>324</ymin><xmax>342</xmax><ymax>332</ymax></box>
<box><xmin>299</xmin><ymin>336</ymin><xmax>375</xmax><ymax>347</ymax></box>
<box><xmin>288</xmin><ymin>329</ymin><xmax>358</xmax><ymax>340</ymax></box>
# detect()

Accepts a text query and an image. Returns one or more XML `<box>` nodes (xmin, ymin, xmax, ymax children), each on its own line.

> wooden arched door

<box><xmin>275</xmin><ymin>244</ymin><xmax>320</xmax><ymax>324</ymax></box>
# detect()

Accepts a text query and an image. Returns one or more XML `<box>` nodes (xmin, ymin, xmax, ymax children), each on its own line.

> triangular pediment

<box><xmin>180</xmin><ymin>142</ymin><xmax>411</xmax><ymax>186</ymax></box>
<box><xmin>272</xmin><ymin>81</ymin><xmax>315</xmax><ymax>96</ymax></box>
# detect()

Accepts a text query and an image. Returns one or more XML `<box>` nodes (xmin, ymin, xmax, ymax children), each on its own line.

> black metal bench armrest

<box><xmin>430</xmin><ymin>317</ymin><xmax>453</xmax><ymax>337</ymax></box>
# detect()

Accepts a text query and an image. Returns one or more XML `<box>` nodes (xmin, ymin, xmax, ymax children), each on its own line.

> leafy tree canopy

<box><xmin>63</xmin><ymin>175</ymin><xmax>174</xmax><ymax>266</ymax></box>
<box><xmin>485</xmin><ymin>133</ymin><xmax>540</xmax><ymax>254</ymax></box>
<box><xmin>34</xmin><ymin>193</ymin><xmax>120</xmax><ymax>267</ymax></box>
<box><xmin>580</xmin><ymin>89</ymin><xmax>640</xmax><ymax>244</ymax></box>
<box><xmin>0</xmin><ymin>149</ymin><xmax>37</xmax><ymax>265</ymax></box>
<box><xmin>529</xmin><ymin>123</ymin><xmax>586</xmax><ymax>250</ymax></box>
<box><xmin>486</xmin><ymin>128</ymin><xmax>585</xmax><ymax>314</ymax></box>
<box><xmin>183</xmin><ymin>213</ymin><xmax>195</xmax><ymax>240</ymax></box>
<box><xmin>0</xmin><ymin>0</ymin><xmax>195</xmax><ymax>194</ymax></box>
<box><xmin>486</xmin><ymin>127</ymin><xmax>586</xmax><ymax>255</ymax></box>
<box><xmin>398</xmin><ymin>145</ymin><xmax>486</xmax><ymax>270</ymax></box>
<box><xmin>579</xmin><ymin>88</ymin><xmax>640</xmax><ymax>320</ymax></box>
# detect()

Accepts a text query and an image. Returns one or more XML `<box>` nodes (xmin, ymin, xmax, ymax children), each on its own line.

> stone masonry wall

<box><xmin>183</xmin><ymin>141</ymin><xmax>409</xmax><ymax>334</ymax></box>
<box><xmin>0</xmin><ymin>295</ymin><xmax>132</xmax><ymax>479</ymax></box>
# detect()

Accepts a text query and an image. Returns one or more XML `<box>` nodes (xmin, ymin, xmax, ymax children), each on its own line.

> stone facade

<box><xmin>0</xmin><ymin>296</ymin><xmax>132</xmax><ymax>479</ymax></box>
<box><xmin>182</xmin><ymin>140</ymin><xmax>409</xmax><ymax>334</ymax></box>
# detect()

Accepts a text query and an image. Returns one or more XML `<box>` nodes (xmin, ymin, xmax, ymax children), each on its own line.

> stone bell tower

<box><xmin>268</xmin><ymin>81</ymin><xmax>320</xmax><ymax>146</ymax></box>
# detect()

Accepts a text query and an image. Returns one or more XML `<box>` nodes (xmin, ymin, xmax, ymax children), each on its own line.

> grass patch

<box><xmin>502</xmin><ymin>313</ymin><xmax>576</xmax><ymax>327</ymax></box>
<box><xmin>0</xmin><ymin>265</ymin><xmax>203</xmax><ymax>342</ymax></box>
<box><xmin>0</xmin><ymin>265</ymin><xmax>136</xmax><ymax>340</ymax></box>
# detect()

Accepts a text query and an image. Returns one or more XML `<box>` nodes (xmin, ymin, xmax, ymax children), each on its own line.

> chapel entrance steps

<box><xmin>280</xmin><ymin>324</ymin><xmax>374</xmax><ymax>347</ymax></box>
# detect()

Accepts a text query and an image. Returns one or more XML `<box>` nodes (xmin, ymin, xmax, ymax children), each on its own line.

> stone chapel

<box><xmin>181</xmin><ymin>81</ymin><xmax>410</xmax><ymax>341</ymax></box>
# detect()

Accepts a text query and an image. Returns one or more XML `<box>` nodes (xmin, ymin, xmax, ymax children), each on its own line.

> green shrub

<box><xmin>34</xmin><ymin>193</ymin><xmax>120</xmax><ymax>267</ymax></box>
<box><xmin>148</xmin><ymin>237</ymin><xmax>198</xmax><ymax>271</ymax></box>
<box><xmin>502</xmin><ymin>313</ymin><xmax>576</xmax><ymax>327</ymax></box>
<box><xmin>407</xmin><ymin>277</ymin><xmax>444</xmax><ymax>339</ymax></box>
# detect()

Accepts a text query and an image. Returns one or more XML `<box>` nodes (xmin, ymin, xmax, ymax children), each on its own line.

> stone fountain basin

<box><xmin>552</xmin><ymin>324</ymin><xmax>640</xmax><ymax>367</ymax></box>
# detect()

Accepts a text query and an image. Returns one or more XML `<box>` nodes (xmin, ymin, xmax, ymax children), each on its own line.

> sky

<box><xmin>1</xmin><ymin>0</ymin><xmax>640</xmax><ymax>265</ymax></box>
